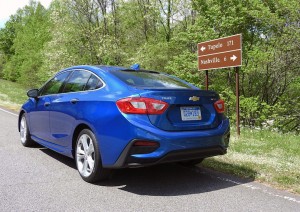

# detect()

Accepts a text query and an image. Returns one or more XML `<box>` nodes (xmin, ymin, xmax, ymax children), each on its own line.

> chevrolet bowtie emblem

<box><xmin>189</xmin><ymin>96</ymin><xmax>200</xmax><ymax>101</ymax></box>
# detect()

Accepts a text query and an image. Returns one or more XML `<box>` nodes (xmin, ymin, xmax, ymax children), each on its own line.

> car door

<box><xmin>29</xmin><ymin>71</ymin><xmax>71</xmax><ymax>142</ymax></box>
<box><xmin>48</xmin><ymin>69</ymin><xmax>103</xmax><ymax>147</ymax></box>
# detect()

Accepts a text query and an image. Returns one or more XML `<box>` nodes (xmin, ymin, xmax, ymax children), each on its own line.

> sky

<box><xmin>0</xmin><ymin>0</ymin><xmax>52</xmax><ymax>28</ymax></box>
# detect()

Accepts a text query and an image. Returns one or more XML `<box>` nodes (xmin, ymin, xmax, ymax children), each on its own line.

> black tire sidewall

<box><xmin>20</xmin><ymin>114</ymin><xmax>34</xmax><ymax>147</ymax></box>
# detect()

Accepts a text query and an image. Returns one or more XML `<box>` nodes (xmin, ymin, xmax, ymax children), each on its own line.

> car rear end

<box><xmin>106</xmin><ymin>69</ymin><xmax>230</xmax><ymax>168</ymax></box>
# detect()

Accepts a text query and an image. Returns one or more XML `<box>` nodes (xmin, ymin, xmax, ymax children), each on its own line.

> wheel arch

<box><xmin>18</xmin><ymin>110</ymin><xmax>26</xmax><ymax>132</ymax></box>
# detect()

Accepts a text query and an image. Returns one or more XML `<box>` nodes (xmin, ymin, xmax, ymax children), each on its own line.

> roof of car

<box><xmin>61</xmin><ymin>65</ymin><xmax>126</xmax><ymax>72</ymax></box>
<box><xmin>94</xmin><ymin>65</ymin><xmax>127</xmax><ymax>72</ymax></box>
<box><xmin>61</xmin><ymin>65</ymin><xmax>160</xmax><ymax>74</ymax></box>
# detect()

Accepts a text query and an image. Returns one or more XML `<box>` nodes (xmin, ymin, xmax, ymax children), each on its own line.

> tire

<box><xmin>75</xmin><ymin>129</ymin><xmax>111</xmax><ymax>183</ymax></box>
<box><xmin>178</xmin><ymin>158</ymin><xmax>204</xmax><ymax>166</ymax></box>
<box><xmin>20</xmin><ymin>114</ymin><xmax>35</xmax><ymax>147</ymax></box>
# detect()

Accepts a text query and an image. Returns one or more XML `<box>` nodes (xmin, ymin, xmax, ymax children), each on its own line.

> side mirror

<box><xmin>27</xmin><ymin>89</ymin><xmax>39</xmax><ymax>98</ymax></box>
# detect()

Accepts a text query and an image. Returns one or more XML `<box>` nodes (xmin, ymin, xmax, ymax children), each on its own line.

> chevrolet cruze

<box><xmin>19</xmin><ymin>65</ymin><xmax>230</xmax><ymax>183</ymax></box>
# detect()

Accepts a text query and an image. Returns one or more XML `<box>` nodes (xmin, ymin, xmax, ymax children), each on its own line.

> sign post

<box><xmin>235</xmin><ymin>67</ymin><xmax>240</xmax><ymax>136</ymax></box>
<box><xmin>197</xmin><ymin>34</ymin><xmax>242</xmax><ymax>136</ymax></box>
<box><xmin>205</xmin><ymin>70</ymin><xmax>209</xmax><ymax>90</ymax></box>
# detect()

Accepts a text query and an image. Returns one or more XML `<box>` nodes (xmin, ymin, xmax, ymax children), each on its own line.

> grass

<box><xmin>0</xmin><ymin>79</ymin><xmax>299</xmax><ymax>194</ymax></box>
<box><xmin>202</xmin><ymin>129</ymin><xmax>300</xmax><ymax>194</ymax></box>
<box><xmin>0</xmin><ymin>79</ymin><xmax>28</xmax><ymax>111</ymax></box>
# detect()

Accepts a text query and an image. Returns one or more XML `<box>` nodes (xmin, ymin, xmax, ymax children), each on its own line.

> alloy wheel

<box><xmin>76</xmin><ymin>134</ymin><xmax>95</xmax><ymax>177</ymax></box>
<box><xmin>20</xmin><ymin>116</ymin><xmax>27</xmax><ymax>144</ymax></box>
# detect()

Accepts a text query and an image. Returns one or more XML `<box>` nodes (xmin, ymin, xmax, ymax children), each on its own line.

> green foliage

<box><xmin>203</xmin><ymin>128</ymin><xmax>300</xmax><ymax>194</ymax></box>
<box><xmin>0</xmin><ymin>1</ymin><xmax>50</xmax><ymax>87</ymax></box>
<box><xmin>0</xmin><ymin>53</ymin><xmax>5</xmax><ymax>78</ymax></box>
<box><xmin>0</xmin><ymin>0</ymin><xmax>299</xmax><ymax>132</ymax></box>
<box><xmin>0</xmin><ymin>79</ymin><xmax>28</xmax><ymax>110</ymax></box>
<box><xmin>165</xmin><ymin>50</ymin><xmax>202</xmax><ymax>88</ymax></box>
<box><xmin>41</xmin><ymin>0</ymin><xmax>82</xmax><ymax>82</ymax></box>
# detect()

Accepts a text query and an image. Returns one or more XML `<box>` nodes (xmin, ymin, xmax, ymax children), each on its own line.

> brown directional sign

<box><xmin>198</xmin><ymin>34</ymin><xmax>242</xmax><ymax>70</ymax></box>
<box><xmin>198</xmin><ymin>49</ymin><xmax>242</xmax><ymax>70</ymax></box>
<box><xmin>198</xmin><ymin>34</ymin><xmax>242</xmax><ymax>137</ymax></box>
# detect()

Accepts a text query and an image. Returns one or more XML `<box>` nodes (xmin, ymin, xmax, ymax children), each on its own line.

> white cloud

<box><xmin>0</xmin><ymin>0</ymin><xmax>52</xmax><ymax>28</ymax></box>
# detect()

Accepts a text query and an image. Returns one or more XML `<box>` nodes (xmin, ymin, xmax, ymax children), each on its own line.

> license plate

<box><xmin>180</xmin><ymin>106</ymin><xmax>202</xmax><ymax>121</ymax></box>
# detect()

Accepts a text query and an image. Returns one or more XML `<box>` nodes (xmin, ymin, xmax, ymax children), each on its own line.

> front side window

<box><xmin>40</xmin><ymin>71</ymin><xmax>71</xmax><ymax>96</ymax></box>
<box><xmin>63</xmin><ymin>70</ymin><xmax>91</xmax><ymax>93</ymax></box>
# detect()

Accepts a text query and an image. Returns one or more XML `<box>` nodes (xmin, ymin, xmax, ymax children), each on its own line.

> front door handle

<box><xmin>44</xmin><ymin>102</ymin><xmax>50</xmax><ymax>107</ymax></box>
<box><xmin>70</xmin><ymin>99</ymin><xmax>79</xmax><ymax>104</ymax></box>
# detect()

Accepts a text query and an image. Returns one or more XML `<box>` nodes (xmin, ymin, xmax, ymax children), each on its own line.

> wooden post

<box><xmin>205</xmin><ymin>70</ymin><xmax>209</xmax><ymax>90</ymax></box>
<box><xmin>235</xmin><ymin>67</ymin><xmax>240</xmax><ymax>136</ymax></box>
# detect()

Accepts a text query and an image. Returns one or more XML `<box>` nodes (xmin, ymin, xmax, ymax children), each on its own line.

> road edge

<box><xmin>0</xmin><ymin>106</ymin><xmax>18</xmax><ymax>116</ymax></box>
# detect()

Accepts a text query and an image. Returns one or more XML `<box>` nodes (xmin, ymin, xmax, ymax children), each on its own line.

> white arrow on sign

<box><xmin>230</xmin><ymin>55</ymin><xmax>237</xmax><ymax>61</ymax></box>
<box><xmin>200</xmin><ymin>46</ymin><xmax>206</xmax><ymax>52</ymax></box>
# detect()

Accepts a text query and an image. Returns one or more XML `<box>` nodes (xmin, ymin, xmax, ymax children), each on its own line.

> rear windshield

<box><xmin>111</xmin><ymin>70</ymin><xmax>194</xmax><ymax>89</ymax></box>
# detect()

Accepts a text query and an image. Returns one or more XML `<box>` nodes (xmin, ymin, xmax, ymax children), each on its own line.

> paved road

<box><xmin>0</xmin><ymin>107</ymin><xmax>299</xmax><ymax>212</ymax></box>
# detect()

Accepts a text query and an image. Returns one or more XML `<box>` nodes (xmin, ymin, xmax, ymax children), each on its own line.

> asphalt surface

<box><xmin>0</xmin><ymin>107</ymin><xmax>299</xmax><ymax>212</ymax></box>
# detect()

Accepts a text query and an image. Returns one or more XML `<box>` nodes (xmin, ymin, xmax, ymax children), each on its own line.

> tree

<box><xmin>0</xmin><ymin>1</ymin><xmax>51</xmax><ymax>86</ymax></box>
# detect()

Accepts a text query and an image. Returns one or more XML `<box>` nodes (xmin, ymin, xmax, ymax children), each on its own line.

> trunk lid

<box><xmin>138</xmin><ymin>89</ymin><xmax>222</xmax><ymax>131</ymax></box>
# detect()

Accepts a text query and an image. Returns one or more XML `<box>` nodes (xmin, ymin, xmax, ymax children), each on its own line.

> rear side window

<box><xmin>111</xmin><ymin>70</ymin><xmax>193</xmax><ymax>89</ymax></box>
<box><xmin>85</xmin><ymin>74</ymin><xmax>103</xmax><ymax>91</ymax></box>
<box><xmin>40</xmin><ymin>71</ymin><xmax>71</xmax><ymax>96</ymax></box>
<box><xmin>63</xmin><ymin>70</ymin><xmax>91</xmax><ymax>93</ymax></box>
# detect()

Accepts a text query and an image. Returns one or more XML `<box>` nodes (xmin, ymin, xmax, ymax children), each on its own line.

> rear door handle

<box><xmin>44</xmin><ymin>102</ymin><xmax>50</xmax><ymax>107</ymax></box>
<box><xmin>70</xmin><ymin>99</ymin><xmax>79</xmax><ymax>104</ymax></box>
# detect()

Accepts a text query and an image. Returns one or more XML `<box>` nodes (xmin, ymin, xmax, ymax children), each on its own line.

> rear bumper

<box><xmin>125</xmin><ymin>146</ymin><xmax>227</xmax><ymax>167</ymax></box>
<box><xmin>104</xmin><ymin>119</ymin><xmax>230</xmax><ymax>168</ymax></box>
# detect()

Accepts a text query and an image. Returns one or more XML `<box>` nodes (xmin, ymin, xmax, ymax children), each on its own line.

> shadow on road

<box><xmin>39</xmin><ymin>148</ymin><xmax>77</xmax><ymax>169</ymax></box>
<box><xmin>39</xmin><ymin>147</ymin><xmax>255</xmax><ymax>196</ymax></box>
<box><xmin>100</xmin><ymin>164</ymin><xmax>255</xmax><ymax>196</ymax></box>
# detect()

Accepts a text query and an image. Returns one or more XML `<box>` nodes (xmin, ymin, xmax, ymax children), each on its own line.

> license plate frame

<box><xmin>180</xmin><ymin>106</ymin><xmax>202</xmax><ymax>121</ymax></box>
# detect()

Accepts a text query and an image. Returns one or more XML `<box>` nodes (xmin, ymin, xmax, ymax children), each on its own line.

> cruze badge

<box><xmin>189</xmin><ymin>96</ymin><xmax>200</xmax><ymax>101</ymax></box>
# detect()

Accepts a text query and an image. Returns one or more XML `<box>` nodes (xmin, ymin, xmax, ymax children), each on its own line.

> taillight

<box><xmin>116</xmin><ymin>97</ymin><xmax>169</xmax><ymax>115</ymax></box>
<box><xmin>214</xmin><ymin>99</ymin><xmax>225</xmax><ymax>113</ymax></box>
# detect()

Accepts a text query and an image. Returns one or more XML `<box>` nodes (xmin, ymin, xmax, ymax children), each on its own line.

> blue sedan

<box><xmin>19</xmin><ymin>65</ymin><xmax>230</xmax><ymax>183</ymax></box>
